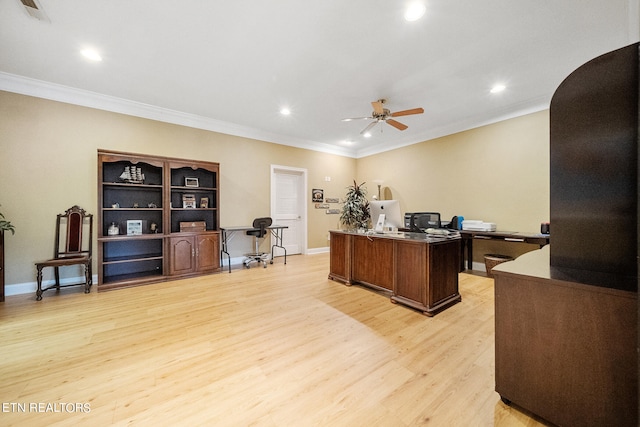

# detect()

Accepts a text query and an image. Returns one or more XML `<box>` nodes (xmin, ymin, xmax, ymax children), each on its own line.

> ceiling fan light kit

<box><xmin>343</xmin><ymin>99</ymin><xmax>424</xmax><ymax>136</ymax></box>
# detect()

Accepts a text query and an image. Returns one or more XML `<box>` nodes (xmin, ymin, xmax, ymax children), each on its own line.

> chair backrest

<box><xmin>54</xmin><ymin>205</ymin><xmax>93</xmax><ymax>259</ymax></box>
<box><xmin>252</xmin><ymin>217</ymin><xmax>273</xmax><ymax>238</ymax></box>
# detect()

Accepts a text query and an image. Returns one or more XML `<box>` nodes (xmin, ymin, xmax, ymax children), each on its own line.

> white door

<box><xmin>271</xmin><ymin>165</ymin><xmax>306</xmax><ymax>256</ymax></box>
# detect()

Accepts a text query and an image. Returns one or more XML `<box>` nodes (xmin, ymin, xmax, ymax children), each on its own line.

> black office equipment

<box><xmin>405</xmin><ymin>212</ymin><xmax>441</xmax><ymax>232</ymax></box>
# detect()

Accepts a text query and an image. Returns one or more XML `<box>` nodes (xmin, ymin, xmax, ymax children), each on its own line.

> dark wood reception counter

<box><xmin>328</xmin><ymin>230</ymin><xmax>461</xmax><ymax>316</ymax></box>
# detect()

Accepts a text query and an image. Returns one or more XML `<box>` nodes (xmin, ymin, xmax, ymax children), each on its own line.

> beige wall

<box><xmin>0</xmin><ymin>91</ymin><xmax>355</xmax><ymax>285</ymax></box>
<box><xmin>357</xmin><ymin>110</ymin><xmax>550</xmax><ymax>261</ymax></box>
<box><xmin>0</xmin><ymin>90</ymin><xmax>550</xmax><ymax>285</ymax></box>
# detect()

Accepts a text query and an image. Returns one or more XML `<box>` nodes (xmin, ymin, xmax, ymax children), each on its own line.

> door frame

<box><xmin>270</xmin><ymin>164</ymin><xmax>308</xmax><ymax>255</ymax></box>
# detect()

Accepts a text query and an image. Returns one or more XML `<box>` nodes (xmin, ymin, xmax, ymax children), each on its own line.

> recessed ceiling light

<box><xmin>405</xmin><ymin>2</ymin><xmax>426</xmax><ymax>21</ymax></box>
<box><xmin>363</xmin><ymin>132</ymin><xmax>372</xmax><ymax>138</ymax></box>
<box><xmin>81</xmin><ymin>48</ymin><xmax>102</xmax><ymax>62</ymax></box>
<box><xmin>280</xmin><ymin>108</ymin><xmax>291</xmax><ymax>116</ymax></box>
<box><xmin>490</xmin><ymin>84</ymin><xmax>506</xmax><ymax>94</ymax></box>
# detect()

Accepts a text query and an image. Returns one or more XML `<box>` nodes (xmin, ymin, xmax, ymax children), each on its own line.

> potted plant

<box><xmin>0</xmin><ymin>205</ymin><xmax>15</xmax><ymax>235</ymax></box>
<box><xmin>340</xmin><ymin>180</ymin><xmax>370</xmax><ymax>230</ymax></box>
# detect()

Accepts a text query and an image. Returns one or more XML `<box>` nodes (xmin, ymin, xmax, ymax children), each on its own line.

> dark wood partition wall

<box><xmin>550</xmin><ymin>43</ymin><xmax>639</xmax><ymax>291</ymax></box>
<box><xmin>494</xmin><ymin>43</ymin><xmax>639</xmax><ymax>426</ymax></box>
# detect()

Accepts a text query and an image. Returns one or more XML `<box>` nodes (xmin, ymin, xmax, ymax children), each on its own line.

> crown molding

<box><xmin>0</xmin><ymin>72</ymin><xmax>359</xmax><ymax>158</ymax></box>
<box><xmin>1</xmin><ymin>71</ymin><xmax>552</xmax><ymax>160</ymax></box>
<box><xmin>354</xmin><ymin>97</ymin><xmax>550</xmax><ymax>158</ymax></box>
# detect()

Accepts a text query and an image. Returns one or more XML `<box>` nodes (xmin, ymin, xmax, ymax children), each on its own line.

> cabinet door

<box><xmin>351</xmin><ymin>235</ymin><xmax>394</xmax><ymax>291</ymax></box>
<box><xmin>394</xmin><ymin>240</ymin><xmax>426</xmax><ymax>303</ymax></box>
<box><xmin>196</xmin><ymin>234</ymin><xmax>219</xmax><ymax>272</ymax></box>
<box><xmin>169</xmin><ymin>236</ymin><xmax>195</xmax><ymax>275</ymax></box>
<box><xmin>328</xmin><ymin>232</ymin><xmax>351</xmax><ymax>283</ymax></box>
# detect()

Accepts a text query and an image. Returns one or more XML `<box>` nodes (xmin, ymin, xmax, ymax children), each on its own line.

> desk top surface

<box><xmin>460</xmin><ymin>230</ymin><xmax>550</xmax><ymax>240</ymax></box>
<box><xmin>330</xmin><ymin>229</ymin><xmax>460</xmax><ymax>244</ymax></box>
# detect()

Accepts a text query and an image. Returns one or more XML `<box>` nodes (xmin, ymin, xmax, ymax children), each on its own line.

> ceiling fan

<box><xmin>342</xmin><ymin>99</ymin><xmax>424</xmax><ymax>135</ymax></box>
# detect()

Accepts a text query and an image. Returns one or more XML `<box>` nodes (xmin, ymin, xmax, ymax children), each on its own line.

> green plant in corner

<box><xmin>0</xmin><ymin>205</ymin><xmax>15</xmax><ymax>235</ymax></box>
<box><xmin>340</xmin><ymin>180</ymin><xmax>370</xmax><ymax>230</ymax></box>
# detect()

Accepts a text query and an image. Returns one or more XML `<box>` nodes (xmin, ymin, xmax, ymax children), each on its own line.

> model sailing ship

<box><xmin>119</xmin><ymin>166</ymin><xmax>145</xmax><ymax>184</ymax></box>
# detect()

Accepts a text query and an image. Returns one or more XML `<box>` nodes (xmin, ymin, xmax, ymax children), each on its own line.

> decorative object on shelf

<box><xmin>0</xmin><ymin>205</ymin><xmax>15</xmax><ymax>235</ymax></box>
<box><xmin>132</xmin><ymin>203</ymin><xmax>139</xmax><ymax>208</ymax></box>
<box><xmin>150</xmin><ymin>222</ymin><xmax>158</xmax><ymax>233</ymax></box>
<box><xmin>312</xmin><ymin>188</ymin><xmax>324</xmax><ymax>202</ymax></box>
<box><xmin>126</xmin><ymin>220</ymin><xmax>143</xmax><ymax>235</ymax></box>
<box><xmin>200</xmin><ymin>197</ymin><xmax>208</xmax><ymax>208</ymax></box>
<box><xmin>182</xmin><ymin>194</ymin><xmax>196</xmax><ymax>208</ymax></box>
<box><xmin>108</xmin><ymin>222</ymin><xmax>120</xmax><ymax>236</ymax></box>
<box><xmin>119</xmin><ymin>166</ymin><xmax>145</xmax><ymax>184</ymax></box>
<box><xmin>148</xmin><ymin>202</ymin><xmax>157</xmax><ymax>208</ymax></box>
<box><xmin>111</xmin><ymin>202</ymin><xmax>120</xmax><ymax>208</ymax></box>
<box><xmin>185</xmin><ymin>177</ymin><xmax>199</xmax><ymax>187</ymax></box>
<box><xmin>179</xmin><ymin>221</ymin><xmax>206</xmax><ymax>232</ymax></box>
<box><xmin>340</xmin><ymin>180</ymin><xmax>370</xmax><ymax>230</ymax></box>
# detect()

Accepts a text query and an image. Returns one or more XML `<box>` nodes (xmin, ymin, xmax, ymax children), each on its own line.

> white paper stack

<box><xmin>461</xmin><ymin>220</ymin><xmax>497</xmax><ymax>231</ymax></box>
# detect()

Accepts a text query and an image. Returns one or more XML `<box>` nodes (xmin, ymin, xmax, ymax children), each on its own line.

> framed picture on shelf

<box><xmin>185</xmin><ymin>177</ymin><xmax>199</xmax><ymax>187</ymax></box>
<box><xmin>182</xmin><ymin>194</ymin><xmax>196</xmax><ymax>208</ymax></box>
<box><xmin>200</xmin><ymin>197</ymin><xmax>209</xmax><ymax>208</ymax></box>
<box><xmin>126</xmin><ymin>220</ymin><xmax>143</xmax><ymax>235</ymax></box>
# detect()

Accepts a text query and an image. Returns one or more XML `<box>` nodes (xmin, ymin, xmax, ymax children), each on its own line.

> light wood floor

<box><xmin>1</xmin><ymin>253</ymin><xmax>549</xmax><ymax>426</ymax></box>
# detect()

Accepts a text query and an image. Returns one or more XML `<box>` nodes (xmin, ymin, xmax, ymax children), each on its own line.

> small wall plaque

<box><xmin>312</xmin><ymin>188</ymin><xmax>324</xmax><ymax>202</ymax></box>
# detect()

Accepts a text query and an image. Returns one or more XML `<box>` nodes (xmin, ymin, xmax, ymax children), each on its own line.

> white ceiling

<box><xmin>1</xmin><ymin>0</ymin><xmax>638</xmax><ymax>158</ymax></box>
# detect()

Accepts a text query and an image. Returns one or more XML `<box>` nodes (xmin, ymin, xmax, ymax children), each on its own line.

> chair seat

<box><xmin>36</xmin><ymin>255</ymin><xmax>89</xmax><ymax>268</ymax></box>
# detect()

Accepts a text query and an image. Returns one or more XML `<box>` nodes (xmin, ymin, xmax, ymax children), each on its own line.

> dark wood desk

<box><xmin>492</xmin><ymin>247</ymin><xmax>637</xmax><ymax>426</ymax></box>
<box><xmin>459</xmin><ymin>230</ymin><xmax>549</xmax><ymax>271</ymax></box>
<box><xmin>328</xmin><ymin>230</ymin><xmax>461</xmax><ymax>316</ymax></box>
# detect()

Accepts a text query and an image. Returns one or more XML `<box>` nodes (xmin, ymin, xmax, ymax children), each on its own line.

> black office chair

<box><xmin>244</xmin><ymin>217</ymin><xmax>273</xmax><ymax>268</ymax></box>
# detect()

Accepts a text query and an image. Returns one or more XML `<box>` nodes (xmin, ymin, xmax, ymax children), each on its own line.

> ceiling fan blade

<box><xmin>391</xmin><ymin>107</ymin><xmax>424</xmax><ymax>117</ymax></box>
<box><xmin>371</xmin><ymin>100</ymin><xmax>385</xmax><ymax>115</ymax></box>
<box><xmin>386</xmin><ymin>118</ymin><xmax>408</xmax><ymax>131</ymax></box>
<box><xmin>360</xmin><ymin>120</ymin><xmax>379</xmax><ymax>135</ymax></box>
<box><xmin>342</xmin><ymin>116</ymin><xmax>372</xmax><ymax>122</ymax></box>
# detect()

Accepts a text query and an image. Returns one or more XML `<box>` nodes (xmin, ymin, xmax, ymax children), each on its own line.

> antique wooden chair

<box><xmin>35</xmin><ymin>205</ymin><xmax>93</xmax><ymax>300</ymax></box>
